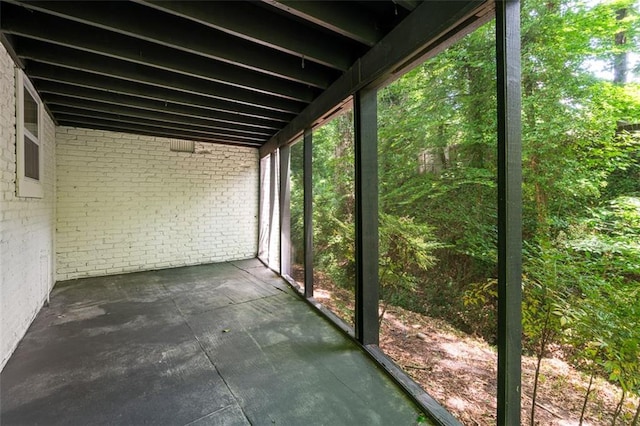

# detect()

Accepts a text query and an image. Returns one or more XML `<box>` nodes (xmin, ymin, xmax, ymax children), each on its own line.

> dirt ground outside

<box><xmin>291</xmin><ymin>265</ymin><xmax>639</xmax><ymax>425</ymax></box>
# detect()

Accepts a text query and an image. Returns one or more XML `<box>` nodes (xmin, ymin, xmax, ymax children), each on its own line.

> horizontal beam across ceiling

<box><xmin>45</xmin><ymin>99</ymin><xmax>274</xmax><ymax>139</ymax></box>
<box><xmin>134</xmin><ymin>0</ymin><xmax>363</xmax><ymax>71</ymax></box>
<box><xmin>264</xmin><ymin>1</ymin><xmax>383</xmax><ymax>47</ymax></box>
<box><xmin>4</xmin><ymin>0</ymin><xmax>337</xmax><ymax>88</ymax></box>
<box><xmin>57</xmin><ymin>117</ymin><xmax>263</xmax><ymax>147</ymax></box>
<box><xmin>260</xmin><ymin>0</ymin><xmax>490</xmax><ymax>157</ymax></box>
<box><xmin>27</xmin><ymin>63</ymin><xmax>294</xmax><ymax>123</ymax></box>
<box><xmin>52</xmin><ymin>109</ymin><xmax>268</xmax><ymax>144</ymax></box>
<box><xmin>36</xmin><ymin>86</ymin><xmax>284</xmax><ymax>131</ymax></box>
<box><xmin>395</xmin><ymin>0</ymin><xmax>422</xmax><ymax>11</ymax></box>
<box><xmin>17</xmin><ymin>40</ymin><xmax>305</xmax><ymax>114</ymax></box>
<box><xmin>2</xmin><ymin>6</ymin><xmax>317</xmax><ymax>103</ymax></box>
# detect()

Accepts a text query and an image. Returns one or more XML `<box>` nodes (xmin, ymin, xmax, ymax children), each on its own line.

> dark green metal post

<box><xmin>496</xmin><ymin>1</ymin><xmax>522</xmax><ymax>425</ymax></box>
<box><xmin>354</xmin><ymin>88</ymin><xmax>379</xmax><ymax>346</ymax></box>
<box><xmin>303</xmin><ymin>129</ymin><xmax>314</xmax><ymax>298</ymax></box>
<box><xmin>279</xmin><ymin>145</ymin><xmax>291</xmax><ymax>278</ymax></box>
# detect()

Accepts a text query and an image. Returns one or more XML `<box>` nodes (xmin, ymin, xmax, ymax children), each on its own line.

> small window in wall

<box><xmin>16</xmin><ymin>69</ymin><xmax>43</xmax><ymax>198</ymax></box>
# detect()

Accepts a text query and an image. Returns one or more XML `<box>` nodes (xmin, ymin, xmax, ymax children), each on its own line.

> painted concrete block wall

<box><xmin>55</xmin><ymin>128</ymin><xmax>259</xmax><ymax>281</ymax></box>
<box><xmin>0</xmin><ymin>44</ymin><xmax>56</xmax><ymax>370</ymax></box>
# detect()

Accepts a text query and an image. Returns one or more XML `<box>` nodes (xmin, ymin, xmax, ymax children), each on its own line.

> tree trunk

<box><xmin>613</xmin><ymin>8</ymin><xmax>628</xmax><ymax>85</ymax></box>
<box><xmin>611</xmin><ymin>390</ymin><xmax>625</xmax><ymax>426</ymax></box>
<box><xmin>531</xmin><ymin>306</ymin><xmax>552</xmax><ymax>426</ymax></box>
<box><xmin>579</xmin><ymin>371</ymin><xmax>595</xmax><ymax>425</ymax></box>
<box><xmin>530</xmin><ymin>354</ymin><xmax>544</xmax><ymax>426</ymax></box>
<box><xmin>632</xmin><ymin>398</ymin><xmax>640</xmax><ymax>426</ymax></box>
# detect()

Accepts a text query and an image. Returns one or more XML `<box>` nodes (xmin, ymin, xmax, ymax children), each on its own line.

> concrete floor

<box><xmin>1</xmin><ymin>259</ymin><xmax>424</xmax><ymax>425</ymax></box>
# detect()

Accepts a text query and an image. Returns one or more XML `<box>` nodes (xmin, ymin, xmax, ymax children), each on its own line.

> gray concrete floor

<box><xmin>1</xmin><ymin>259</ymin><xmax>423</xmax><ymax>425</ymax></box>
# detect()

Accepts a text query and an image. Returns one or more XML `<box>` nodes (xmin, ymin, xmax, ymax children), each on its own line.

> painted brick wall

<box><xmin>0</xmin><ymin>44</ymin><xmax>56</xmax><ymax>370</ymax></box>
<box><xmin>55</xmin><ymin>128</ymin><xmax>259</xmax><ymax>280</ymax></box>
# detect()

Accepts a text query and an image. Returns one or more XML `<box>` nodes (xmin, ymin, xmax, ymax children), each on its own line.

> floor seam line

<box><xmin>169</xmin><ymin>294</ymin><xmax>253</xmax><ymax>426</ymax></box>
<box><xmin>182</xmin><ymin>403</ymin><xmax>240</xmax><ymax>426</ymax></box>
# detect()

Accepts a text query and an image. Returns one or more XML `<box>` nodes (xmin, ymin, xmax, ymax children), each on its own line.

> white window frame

<box><xmin>16</xmin><ymin>68</ymin><xmax>43</xmax><ymax>198</ymax></box>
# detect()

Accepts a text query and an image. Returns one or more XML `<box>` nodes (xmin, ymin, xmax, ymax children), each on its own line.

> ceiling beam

<box><xmin>27</xmin><ymin>63</ymin><xmax>294</xmax><ymax>123</ymax></box>
<box><xmin>2</xmin><ymin>6</ymin><xmax>317</xmax><ymax>103</ymax></box>
<box><xmin>37</xmin><ymin>88</ymin><xmax>284</xmax><ymax>131</ymax></box>
<box><xmin>5</xmin><ymin>0</ymin><xmax>337</xmax><ymax>88</ymax></box>
<box><xmin>52</xmin><ymin>110</ymin><xmax>268</xmax><ymax>144</ymax></box>
<box><xmin>17</xmin><ymin>40</ymin><xmax>306</xmax><ymax>114</ymax></box>
<box><xmin>46</xmin><ymin>101</ymin><xmax>273</xmax><ymax>139</ymax></box>
<box><xmin>59</xmin><ymin>120</ymin><xmax>260</xmax><ymax>148</ymax></box>
<box><xmin>260</xmin><ymin>0</ymin><xmax>491</xmax><ymax>157</ymax></box>
<box><xmin>134</xmin><ymin>0</ymin><xmax>361</xmax><ymax>71</ymax></box>
<box><xmin>264</xmin><ymin>1</ymin><xmax>383</xmax><ymax>47</ymax></box>
<box><xmin>56</xmin><ymin>118</ymin><xmax>263</xmax><ymax>147</ymax></box>
<box><xmin>395</xmin><ymin>0</ymin><xmax>422</xmax><ymax>12</ymax></box>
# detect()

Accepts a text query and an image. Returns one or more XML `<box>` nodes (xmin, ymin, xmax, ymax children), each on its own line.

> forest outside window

<box><xmin>16</xmin><ymin>68</ymin><xmax>43</xmax><ymax>198</ymax></box>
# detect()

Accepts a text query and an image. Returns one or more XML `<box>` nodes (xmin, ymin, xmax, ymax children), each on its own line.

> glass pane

<box><xmin>24</xmin><ymin>135</ymin><xmax>39</xmax><ymax>180</ymax></box>
<box><xmin>378</xmin><ymin>22</ymin><xmax>498</xmax><ymax>424</ymax></box>
<box><xmin>23</xmin><ymin>86</ymin><xmax>38</xmax><ymax>138</ymax></box>
<box><xmin>313</xmin><ymin>109</ymin><xmax>356</xmax><ymax>328</ymax></box>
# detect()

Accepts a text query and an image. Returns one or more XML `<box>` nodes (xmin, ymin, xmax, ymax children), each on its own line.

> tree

<box><xmin>302</xmin><ymin>0</ymin><xmax>640</xmax><ymax>421</ymax></box>
<box><xmin>521</xmin><ymin>240</ymin><xmax>571</xmax><ymax>425</ymax></box>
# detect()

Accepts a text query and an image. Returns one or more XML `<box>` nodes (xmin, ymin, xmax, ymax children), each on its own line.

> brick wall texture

<box><xmin>1</xmin><ymin>43</ymin><xmax>56</xmax><ymax>370</ymax></box>
<box><xmin>55</xmin><ymin>127</ymin><xmax>259</xmax><ymax>281</ymax></box>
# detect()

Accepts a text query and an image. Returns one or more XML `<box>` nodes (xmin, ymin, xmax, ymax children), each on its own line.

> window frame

<box><xmin>16</xmin><ymin>68</ymin><xmax>44</xmax><ymax>199</ymax></box>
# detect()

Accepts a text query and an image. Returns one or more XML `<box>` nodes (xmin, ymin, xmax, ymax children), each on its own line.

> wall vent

<box><xmin>169</xmin><ymin>140</ymin><xmax>195</xmax><ymax>153</ymax></box>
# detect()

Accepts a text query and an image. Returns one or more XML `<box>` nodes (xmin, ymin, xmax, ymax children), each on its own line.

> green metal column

<box><xmin>354</xmin><ymin>88</ymin><xmax>379</xmax><ymax>346</ymax></box>
<box><xmin>303</xmin><ymin>129</ymin><xmax>314</xmax><ymax>298</ymax></box>
<box><xmin>496</xmin><ymin>1</ymin><xmax>522</xmax><ymax>425</ymax></box>
<box><xmin>279</xmin><ymin>145</ymin><xmax>291</xmax><ymax>278</ymax></box>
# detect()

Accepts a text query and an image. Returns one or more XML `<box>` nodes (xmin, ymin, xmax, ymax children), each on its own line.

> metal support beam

<box><xmin>260</xmin><ymin>0</ymin><xmax>488</xmax><ymax>157</ymax></box>
<box><xmin>496</xmin><ymin>1</ymin><xmax>522</xmax><ymax>425</ymax></box>
<box><xmin>354</xmin><ymin>88</ymin><xmax>378</xmax><ymax>346</ymax></box>
<box><xmin>279</xmin><ymin>145</ymin><xmax>292</xmax><ymax>279</ymax></box>
<box><xmin>303</xmin><ymin>128</ymin><xmax>314</xmax><ymax>298</ymax></box>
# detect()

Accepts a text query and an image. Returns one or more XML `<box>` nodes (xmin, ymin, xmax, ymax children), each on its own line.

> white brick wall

<box><xmin>0</xmin><ymin>44</ymin><xmax>56</xmax><ymax>370</ymax></box>
<box><xmin>55</xmin><ymin>128</ymin><xmax>259</xmax><ymax>280</ymax></box>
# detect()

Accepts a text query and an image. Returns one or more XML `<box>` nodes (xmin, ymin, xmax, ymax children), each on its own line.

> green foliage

<box><xmin>309</xmin><ymin>113</ymin><xmax>356</xmax><ymax>291</ymax></box>
<box><xmin>379</xmin><ymin>214</ymin><xmax>443</xmax><ymax>317</ymax></box>
<box><xmin>300</xmin><ymin>0</ymin><xmax>640</xmax><ymax>421</ymax></box>
<box><xmin>462</xmin><ymin>279</ymin><xmax>498</xmax><ymax>340</ymax></box>
<box><xmin>522</xmin><ymin>242</ymin><xmax>570</xmax><ymax>355</ymax></box>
